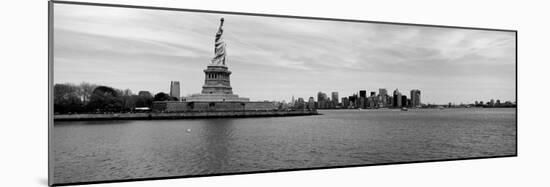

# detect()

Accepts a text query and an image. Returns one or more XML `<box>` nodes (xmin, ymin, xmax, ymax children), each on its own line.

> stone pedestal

<box><xmin>202</xmin><ymin>65</ymin><xmax>233</xmax><ymax>94</ymax></box>
<box><xmin>184</xmin><ymin>64</ymin><xmax>250</xmax><ymax>102</ymax></box>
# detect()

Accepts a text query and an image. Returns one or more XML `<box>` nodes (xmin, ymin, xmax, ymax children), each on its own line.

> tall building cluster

<box><xmin>312</xmin><ymin>88</ymin><xmax>422</xmax><ymax>109</ymax></box>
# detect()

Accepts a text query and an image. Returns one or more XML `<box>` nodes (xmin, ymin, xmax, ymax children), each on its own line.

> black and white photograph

<box><xmin>49</xmin><ymin>1</ymin><xmax>516</xmax><ymax>186</ymax></box>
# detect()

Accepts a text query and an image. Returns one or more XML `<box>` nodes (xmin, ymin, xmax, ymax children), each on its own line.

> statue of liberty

<box><xmin>211</xmin><ymin>18</ymin><xmax>226</xmax><ymax>65</ymax></box>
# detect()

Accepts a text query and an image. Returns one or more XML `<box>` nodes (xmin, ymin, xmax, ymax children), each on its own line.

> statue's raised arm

<box><xmin>211</xmin><ymin>18</ymin><xmax>226</xmax><ymax>65</ymax></box>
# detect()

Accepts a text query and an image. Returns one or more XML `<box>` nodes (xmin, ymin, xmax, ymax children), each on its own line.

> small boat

<box><xmin>401</xmin><ymin>107</ymin><xmax>408</xmax><ymax>111</ymax></box>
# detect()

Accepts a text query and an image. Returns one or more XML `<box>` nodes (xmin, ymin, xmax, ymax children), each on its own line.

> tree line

<box><xmin>54</xmin><ymin>82</ymin><xmax>178</xmax><ymax>114</ymax></box>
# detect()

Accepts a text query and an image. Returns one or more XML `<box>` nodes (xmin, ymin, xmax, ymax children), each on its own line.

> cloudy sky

<box><xmin>53</xmin><ymin>4</ymin><xmax>516</xmax><ymax>104</ymax></box>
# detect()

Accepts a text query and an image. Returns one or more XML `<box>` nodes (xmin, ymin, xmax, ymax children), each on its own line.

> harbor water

<box><xmin>53</xmin><ymin>108</ymin><xmax>516</xmax><ymax>184</ymax></box>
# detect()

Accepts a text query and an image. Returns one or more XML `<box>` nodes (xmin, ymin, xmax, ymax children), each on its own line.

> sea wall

<box><xmin>54</xmin><ymin>110</ymin><xmax>319</xmax><ymax>121</ymax></box>
<box><xmin>152</xmin><ymin>101</ymin><xmax>278</xmax><ymax>112</ymax></box>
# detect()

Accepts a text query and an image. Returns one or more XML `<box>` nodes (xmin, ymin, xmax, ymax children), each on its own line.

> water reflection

<box><xmin>196</xmin><ymin>119</ymin><xmax>236</xmax><ymax>173</ymax></box>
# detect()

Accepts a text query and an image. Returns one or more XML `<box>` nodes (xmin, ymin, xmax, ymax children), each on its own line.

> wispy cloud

<box><xmin>53</xmin><ymin>4</ymin><xmax>515</xmax><ymax>104</ymax></box>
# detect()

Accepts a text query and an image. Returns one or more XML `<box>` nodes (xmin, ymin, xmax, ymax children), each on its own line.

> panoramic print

<box><xmin>50</xmin><ymin>2</ymin><xmax>517</xmax><ymax>185</ymax></box>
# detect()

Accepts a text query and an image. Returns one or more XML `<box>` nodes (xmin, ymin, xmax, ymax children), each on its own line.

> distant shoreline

<box><xmin>316</xmin><ymin>106</ymin><xmax>516</xmax><ymax>110</ymax></box>
<box><xmin>54</xmin><ymin>110</ymin><xmax>319</xmax><ymax>121</ymax></box>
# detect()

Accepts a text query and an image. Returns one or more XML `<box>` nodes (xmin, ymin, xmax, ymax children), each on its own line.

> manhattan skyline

<box><xmin>53</xmin><ymin>4</ymin><xmax>516</xmax><ymax>104</ymax></box>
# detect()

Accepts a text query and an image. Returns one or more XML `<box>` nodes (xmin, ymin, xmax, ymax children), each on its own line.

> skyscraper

<box><xmin>393</xmin><ymin>89</ymin><xmax>402</xmax><ymax>107</ymax></box>
<box><xmin>379</xmin><ymin>88</ymin><xmax>388</xmax><ymax>107</ymax></box>
<box><xmin>349</xmin><ymin>94</ymin><xmax>358</xmax><ymax>108</ymax></box>
<box><xmin>359</xmin><ymin>97</ymin><xmax>367</xmax><ymax>109</ymax></box>
<box><xmin>170</xmin><ymin>81</ymin><xmax>180</xmax><ymax>100</ymax></box>
<box><xmin>359</xmin><ymin>90</ymin><xmax>367</xmax><ymax>98</ymax></box>
<box><xmin>369</xmin><ymin>91</ymin><xmax>377</xmax><ymax>108</ymax></box>
<box><xmin>410</xmin><ymin>89</ymin><xmax>421</xmax><ymax>108</ymax></box>
<box><xmin>317</xmin><ymin>92</ymin><xmax>328</xmax><ymax>109</ymax></box>
<box><xmin>379</xmin><ymin>88</ymin><xmax>388</xmax><ymax>97</ymax></box>
<box><xmin>401</xmin><ymin>95</ymin><xmax>408</xmax><ymax>107</ymax></box>
<box><xmin>359</xmin><ymin>90</ymin><xmax>367</xmax><ymax>109</ymax></box>
<box><xmin>317</xmin><ymin>92</ymin><xmax>326</xmax><ymax>102</ymax></box>
<box><xmin>331</xmin><ymin>91</ymin><xmax>339</xmax><ymax>106</ymax></box>
<box><xmin>308</xmin><ymin>97</ymin><xmax>315</xmax><ymax>109</ymax></box>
